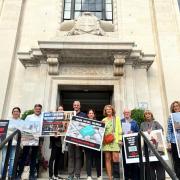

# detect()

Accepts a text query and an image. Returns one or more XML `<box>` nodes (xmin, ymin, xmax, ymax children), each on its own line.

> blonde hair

<box><xmin>103</xmin><ymin>105</ymin><xmax>116</xmax><ymax>116</ymax></box>
<box><xmin>170</xmin><ymin>101</ymin><xmax>180</xmax><ymax>113</ymax></box>
<box><xmin>144</xmin><ymin>110</ymin><xmax>154</xmax><ymax>121</ymax></box>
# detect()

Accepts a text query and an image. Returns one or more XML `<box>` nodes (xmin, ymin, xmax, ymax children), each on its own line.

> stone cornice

<box><xmin>18</xmin><ymin>48</ymin><xmax>44</xmax><ymax>67</ymax></box>
<box><xmin>38</xmin><ymin>40</ymin><xmax>135</xmax><ymax>51</ymax></box>
<box><xmin>126</xmin><ymin>50</ymin><xmax>155</xmax><ymax>70</ymax></box>
<box><xmin>18</xmin><ymin>40</ymin><xmax>155</xmax><ymax>74</ymax></box>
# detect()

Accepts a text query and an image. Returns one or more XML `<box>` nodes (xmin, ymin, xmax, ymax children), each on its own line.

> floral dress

<box><xmin>102</xmin><ymin>118</ymin><xmax>120</xmax><ymax>152</ymax></box>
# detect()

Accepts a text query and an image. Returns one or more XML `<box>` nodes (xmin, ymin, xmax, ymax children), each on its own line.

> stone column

<box><xmin>134</xmin><ymin>66</ymin><xmax>150</xmax><ymax>109</ymax></box>
<box><xmin>47</xmin><ymin>54</ymin><xmax>59</xmax><ymax>75</ymax></box>
<box><xmin>0</xmin><ymin>0</ymin><xmax>24</xmax><ymax>118</ymax></box>
<box><xmin>124</xmin><ymin>64</ymin><xmax>135</xmax><ymax>109</ymax></box>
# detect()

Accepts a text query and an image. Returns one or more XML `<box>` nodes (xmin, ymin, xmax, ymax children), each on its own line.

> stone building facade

<box><xmin>0</xmin><ymin>0</ymin><xmax>180</xmax><ymax>150</ymax></box>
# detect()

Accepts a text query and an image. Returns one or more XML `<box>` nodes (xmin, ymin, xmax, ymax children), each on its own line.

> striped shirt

<box><xmin>166</xmin><ymin>116</ymin><xmax>176</xmax><ymax>143</ymax></box>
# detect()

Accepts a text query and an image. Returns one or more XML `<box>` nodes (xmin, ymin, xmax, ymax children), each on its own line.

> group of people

<box><xmin>1</xmin><ymin>100</ymin><xmax>180</xmax><ymax>180</ymax></box>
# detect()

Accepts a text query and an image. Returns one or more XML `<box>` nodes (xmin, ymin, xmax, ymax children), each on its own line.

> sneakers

<box><xmin>50</xmin><ymin>176</ymin><xmax>65</xmax><ymax>180</ymax></box>
<box><xmin>74</xmin><ymin>176</ymin><xmax>80</xmax><ymax>180</ymax></box>
<box><xmin>97</xmin><ymin>176</ymin><xmax>102</xmax><ymax>180</ymax></box>
<box><xmin>57</xmin><ymin>175</ymin><xmax>66</xmax><ymax>180</ymax></box>
<box><xmin>87</xmin><ymin>177</ymin><xmax>92</xmax><ymax>180</ymax></box>
<box><xmin>67</xmin><ymin>176</ymin><xmax>74</xmax><ymax>180</ymax></box>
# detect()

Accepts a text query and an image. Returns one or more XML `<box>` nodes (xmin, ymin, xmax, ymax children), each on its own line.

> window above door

<box><xmin>63</xmin><ymin>0</ymin><xmax>113</xmax><ymax>21</ymax></box>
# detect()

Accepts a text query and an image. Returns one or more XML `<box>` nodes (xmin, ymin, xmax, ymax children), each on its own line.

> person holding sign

<box><xmin>140</xmin><ymin>110</ymin><xmax>165</xmax><ymax>180</ymax></box>
<box><xmin>121</xmin><ymin>108</ymin><xmax>139</xmax><ymax>180</ymax></box>
<box><xmin>102</xmin><ymin>105</ymin><xmax>122</xmax><ymax>180</ymax></box>
<box><xmin>17</xmin><ymin>104</ymin><xmax>43</xmax><ymax>180</ymax></box>
<box><xmin>167</xmin><ymin>101</ymin><xmax>180</xmax><ymax>179</ymax></box>
<box><xmin>1</xmin><ymin>107</ymin><xmax>21</xmax><ymax>179</ymax></box>
<box><xmin>49</xmin><ymin>105</ymin><xmax>64</xmax><ymax>180</ymax></box>
<box><xmin>67</xmin><ymin>101</ymin><xmax>86</xmax><ymax>180</ymax></box>
<box><xmin>84</xmin><ymin>109</ymin><xmax>101</xmax><ymax>180</ymax></box>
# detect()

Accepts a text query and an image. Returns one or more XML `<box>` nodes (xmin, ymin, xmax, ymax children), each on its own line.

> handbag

<box><xmin>103</xmin><ymin>133</ymin><xmax>114</xmax><ymax>144</ymax></box>
<box><xmin>103</xmin><ymin>117</ymin><xmax>115</xmax><ymax>144</ymax></box>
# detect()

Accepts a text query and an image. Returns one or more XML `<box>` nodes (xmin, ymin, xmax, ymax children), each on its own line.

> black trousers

<box><xmin>171</xmin><ymin>143</ymin><xmax>180</xmax><ymax>179</ymax></box>
<box><xmin>18</xmin><ymin>146</ymin><xmax>39</xmax><ymax>177</ymax></box>
<box><xmin>122</xmin><ymin>147</ymin><xmax>139</xmax><ymax>180</ymax></box>
<box><xmin>148</xmin><ymin>161</ymin><xmax>165</xmax><ymax>180</ymax></box>
<box><xmin>49</xmin><ymin>146</ymin><xmax>62</xmax><ymax>177</ymax></box>
<box><xmin>84</xmin><ymin>148</ymin><xmax>101</xmax><ymax>177</ymax></box>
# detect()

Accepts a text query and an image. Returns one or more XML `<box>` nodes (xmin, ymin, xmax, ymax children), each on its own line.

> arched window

<box><xmin>63</xmin><ymin>0</ymin><xmax>113</xmax><ymax>21</ymax></box>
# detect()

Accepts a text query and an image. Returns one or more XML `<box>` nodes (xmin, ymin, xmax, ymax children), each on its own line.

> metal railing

<box><xmin>0</xmin><ymin>129</ymin><xmax>21</xmax><ymax>180</ymax></box>
<box><xmin>138</xmin><ymin>130</ymin><xmax>178</xmax><ymax>180</ymax></box>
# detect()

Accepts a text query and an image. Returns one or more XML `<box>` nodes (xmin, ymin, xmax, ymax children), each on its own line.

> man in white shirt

<box><xmin>17</xmin><ymin>104</ymin><xmax>43</xmax><ymax>180</ymax></box>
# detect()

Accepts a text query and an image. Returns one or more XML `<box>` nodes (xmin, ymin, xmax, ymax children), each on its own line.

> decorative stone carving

<box><xmin>67</xmin><ymin>12</ymin><xmax>105</xmax><ymax>36</ymax></box>
<box><xmin>47</xmin><ymin>55</ymin><xmax>59</xmax><ymax>75</ymax></box>
<box><xmin>113</xmin><ymin>54</ymin><xmax>126</xmax><ymax>76</ymax></box>
<box><xmin>60</xmin><ymin>65</ymin><xmax>112</xmax><ymax>76</ymax></box>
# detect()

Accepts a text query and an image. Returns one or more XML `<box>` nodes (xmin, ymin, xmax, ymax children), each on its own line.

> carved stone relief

<box><xmin>47</xmin><ymin>54</ymin><xmax>59</xmax><ymax>75</ymax></box>
<box><xmin>59</xmin><ymin>64</ymin><xmax>113</xmax><ymax>76</ymax></box>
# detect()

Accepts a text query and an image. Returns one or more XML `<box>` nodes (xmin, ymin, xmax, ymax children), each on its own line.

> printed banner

<box><xmin>171</xmin><ymin>112</ymin><xmax>180</xmax><ymax>158</ymax></box>
<box><xmin>65</xmin><ymin>116</ymin><xmax>105</xmax><ymax>151</ymax></box>
<box><xmin>21</xmin><ymin>119</ymin><xmax>42</xmax><ymax>146</ymax></box>
<box><xmin>123</xmin><ymin>133</ymin><xmax>139</xmax><ymax>163</ymax></box>
<box><xmin>123</xmin><ymin>130</ymin><xmax>168</xmax><ymax>163</ymax></box>
<box><xmin>42</xmin><ymin>111</ymin><xmax>76</xmax><ymax>136</ymax></box>
<box><xmin>0</xmin><ymin>120</ymin><xmax>9</xmax><ymax>143</ymax></box>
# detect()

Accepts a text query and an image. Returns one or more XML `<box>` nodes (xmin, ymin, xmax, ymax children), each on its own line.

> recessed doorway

<box><xmin>59</xmin><ymin>85</ymin><xmax>113</xmax><ymax>120</ymax></box>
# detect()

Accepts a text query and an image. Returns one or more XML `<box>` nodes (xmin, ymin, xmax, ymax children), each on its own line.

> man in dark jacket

<box><xmin>67</xmin><ymin>101</ymin><xmax>86</xmax><ymax>180</ymax></box>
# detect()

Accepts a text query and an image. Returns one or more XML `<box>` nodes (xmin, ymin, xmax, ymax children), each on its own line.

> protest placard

<box><xmin>171</xmin><ymin>112</ymin><xmax>180</xmax><ymax>158</ymax></box>
<box><xmin>65</xmin><ymin>116</ymin><xmax>105</xmax><ymax>151</ymax></box>
<box><xmin>42</xmin><ymin>111</ymin><xmax>76</xmax><ymax>136</ymax></box>
<box><xmin>0</xmin><ymin>120</ymin><xmax>9</xmax><ymax>143</ymax></box>
<box><xmin>142</xmin><ymin>129</ymin><xmax>168</xmax><ymax>162</ymax></box>
<box><xmin>123</xmin><ymin>133</ymin><xmax>139</xmax><ymax>163</ymax></box>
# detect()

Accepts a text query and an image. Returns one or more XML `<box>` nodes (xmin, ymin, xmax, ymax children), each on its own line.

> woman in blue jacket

<box><xmin>167</xmin><ymin>101</ymin><xmax>180</xmax><ymax>179</ymax></box>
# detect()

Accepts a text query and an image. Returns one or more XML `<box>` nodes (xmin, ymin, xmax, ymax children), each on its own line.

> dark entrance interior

<box><xmin>59</xmin><ymin>85</ymin><xmax>113</xmax><ymax>120</ymax></box>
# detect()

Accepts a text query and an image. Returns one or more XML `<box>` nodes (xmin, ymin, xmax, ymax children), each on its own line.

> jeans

<box><xmin>171</xmin><ymin>143</ymin><xmax>180</xmax><ymax>179</ymax></box>
<box><xmin>1</xmin><ymin>146</ymin><xmax>16</xmax><ymax>177</ymax></box>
